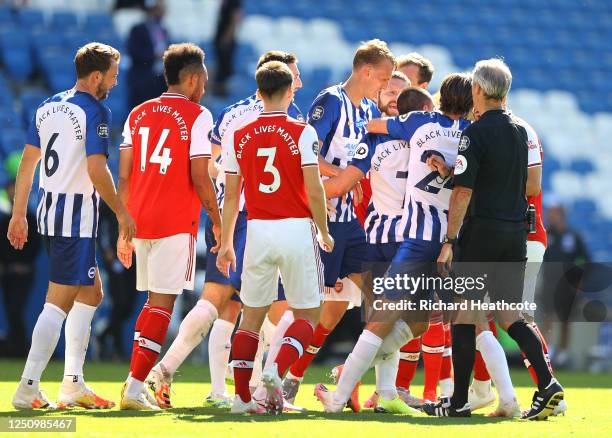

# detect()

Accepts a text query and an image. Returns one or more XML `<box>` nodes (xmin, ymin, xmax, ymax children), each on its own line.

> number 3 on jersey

<box><xmin>138</xmin><ymin>127</ymin><xmax>173</xmax><ymax>174</ymax></box>
<box><xmin>258</xmin><ymin>147</ymin><xmax>281</xmax><ymax>193</ymax></box>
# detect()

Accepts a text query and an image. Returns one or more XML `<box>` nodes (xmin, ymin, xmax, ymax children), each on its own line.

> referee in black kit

<box><xmin>424</xmin><ymin>59</ymin><xmax>564</xmax><ymax>420</ymax></box>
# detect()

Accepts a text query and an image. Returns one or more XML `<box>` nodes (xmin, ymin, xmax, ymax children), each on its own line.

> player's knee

<box><xmin>410</xmin><ymin>321</ymin><xmax>428</xmax><ymax>338</ymax></box>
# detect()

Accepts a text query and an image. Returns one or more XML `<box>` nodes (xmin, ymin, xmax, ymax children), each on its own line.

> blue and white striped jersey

<box><xmin>210</xmin><ymin>93</ymin><xmax>303</xmax><ymax>210</ymax></box>
<box><xmin>27</xmin><ymin>89</ymin><xmax>111</xmax><ymax>238</ymax></box>
<box><xmin>349</xmin><ymin>133</ymin><xmax>410</xmax><ymax>244</ymax></box>
<box><xmin>386</xmin><ymin>111</ymin><xmax>471</xmax><ymax>242</ymax></box>
<box><xmin>308</xmin><ymin>85</ymin><xmax>380</xmax><ymax>222</ymax></box>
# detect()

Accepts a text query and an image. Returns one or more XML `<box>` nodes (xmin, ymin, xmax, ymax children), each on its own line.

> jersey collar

<box><xmin>260</xmin><ymin>111</ymin><xmax>286</xmax><ymax>117</ymax></box>
<box><xmin>161</xmin><ymin>92</ymin><xmax>189</xmax><ymax>100</ymax></box>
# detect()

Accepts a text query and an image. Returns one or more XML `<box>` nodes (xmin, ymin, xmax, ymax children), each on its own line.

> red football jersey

<box><xmin>224</xmin><ymin>111</ymin><xmax>319</xmax><ymax>220</ymax></box>
<box><xmin>120</xmin><ymin>92</ymin><xmax>213</xmax><ymax>238</ymax></box>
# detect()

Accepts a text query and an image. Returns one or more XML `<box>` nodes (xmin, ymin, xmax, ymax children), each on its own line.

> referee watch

<box><xmin>442</xmin><ymin>235</ymin><xmax>457</xmax><ymax>245</ymax></box>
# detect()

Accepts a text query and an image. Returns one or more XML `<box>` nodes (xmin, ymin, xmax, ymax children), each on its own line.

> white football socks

<box><xmin>160</xmin><ymin>299</ymin><xmax>218</xmax><ymax>375</ymax></box>
<box><xmin>263</xmin><ymin>310</ymin><xmax>294</xmax><ymax>370</ymax></box>
<box><xmin>22</xmin><ymin>303</ymin><xmax>67</xmax><ymax>386</ymax></box>
<box><xmin>476</xmin><ymin>330</ymin><xmax>516</xmax><ymax>404</ymax></box>
<box><xmin>125</xmin><ymin>375</ymin><xmax>145</xmax><ymax>398</ymax></box>
<box><xmin>250</xmin><ymin>326</ymin><xmax>267</xmax><ymax>388</ymax></box>
<box><xmin>208</xmin><ymin>318</ymin><xmax>235</xmax><ymax>396</ymax></box>
<box><xmin>334</xmin><ymin>330</ymin><xmax>382</xmax><ymax>405</ymax></box>
<box><xmin>63</xmin><ymin>301</ymin><xmax>97</xmax><ymax>389</ymax></box>
<box><xmin>375</xmin><ymin>349</ymin><xmax>399</xmax><ymax>400</ymax></box>
<box><xmin>374</xmin><ymin>320</ymin><xmax>413</xmax><ymax>365</ymax></box>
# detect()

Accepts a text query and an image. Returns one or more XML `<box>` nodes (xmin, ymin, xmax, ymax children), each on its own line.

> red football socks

<box><xmin>274</xmin><ymin>319</ymin><xmax>314</xmax><ymax>378</ymax></box>
<box><xmin>130</xmin><ymin>306</ymin><xmax>171</xmax><ymax>382</ymax></box>
<box><xmin>289</xmin><ymin>323</ymin><xmax>330</xmax><ymax>378</ymax></box>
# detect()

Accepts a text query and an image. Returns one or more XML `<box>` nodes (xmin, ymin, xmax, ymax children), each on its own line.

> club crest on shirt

<box><xmin>97</xmin><ymin>123</ymin><xmax>109</xmax><ymax>138</ymax></box>
<box><xmin>311</xmin><ymin>106</ymin><xmax>324</xmax><ymax>120</ymax></box>
<box><xmin>354</xmin><ymin>142</ymin><xmax>369</xmax><ymax>159</ymax></box>
<box><xmin>454</xmin><ymin>155</ymin><xmax>468</xmax><ymax>175</ymax></box>
<box><xmin>458</xmin><ymin>135</ymin><xmax>470</xmax><ymax>151</ymax></box>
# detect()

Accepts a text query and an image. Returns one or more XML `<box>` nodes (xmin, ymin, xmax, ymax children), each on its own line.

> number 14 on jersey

<box><xmin>138</xmin><ymin>126</ymin><xmax>173</xmax><ymax>174</ymax></box>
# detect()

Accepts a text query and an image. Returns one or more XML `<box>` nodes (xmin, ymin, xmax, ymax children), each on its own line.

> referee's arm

<box><xmin>437</xmin><ymin>131</ymin><xmax>479</xmax><ymax>268</ymax></box>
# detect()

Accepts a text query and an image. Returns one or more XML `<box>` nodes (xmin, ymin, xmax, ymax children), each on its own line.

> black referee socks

<box><xmin>450</xmin><ymin>324</ymin><xmax>476</xmax><ymax>409</ymax></box>
<box><xmin>507</xmin><ymin>320</ymin><xmax>553</xmax><ymax>391</ymax></box>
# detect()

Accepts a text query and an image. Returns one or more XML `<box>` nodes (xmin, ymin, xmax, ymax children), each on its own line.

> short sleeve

<box><xmin>307</xmin><ymin>91</ymin><xmax>340</xmax><ymax>142</ymax></box>
<box><xmin>386</xmin><ymin>112</ymin><xmax>424</xmax><ymax>141</ymax></box>
<box><xmin>119</xmin><ymin>117</ymin><xmax>132</xmax><ymax>150</ymax></box>
<box><xmin>210</xmin><ymin>110</ymin><xmax>224</xmax><ymax>145</ymax></box>
<box><xmin>26</xmin><ymin>113</ymin><xmax>40</xmax><ymax>147</ymax></box>
<box><xmin>525</xmin><ymin>125</ymin><xmax>542</xmax><ymax>168</ymax></box>
<box><xmin>190</xmin><ymin>108</ymin><xmax>213</xmax><ymax>159</ymax></box>
<box><xmin>348</xmin><ymin>133</ymin><xmax>377</xmax><ymax>174</ymax></box>
<box><xmin>223</xmin><ymin>130</ymin><xmax>240</xmax><ymax>175</ymax></box>
<box><xmin>85</xmin><ymin>105</ymin><xmax>111</xmax><ymax>156</ymax></box>
<box><xmin>289</xmin><ymin>101</ymin><xmax>304</xmax><ymax>121</ymax></box>
<box><xmin>453</xmin><ymin>128</ymin><xmax>481</xmax><ymax>189</ymax></box>
<box><xmin>298</xmin><ymin>124</ymin><xmax>319</xmax><ymax>167</ymax></box>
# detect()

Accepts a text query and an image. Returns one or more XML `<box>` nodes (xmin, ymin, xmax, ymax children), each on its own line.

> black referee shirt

<box><xmin>453</xmin><ymin>109</ymin><xmax>528</xmax><ymax>222</ymax></box>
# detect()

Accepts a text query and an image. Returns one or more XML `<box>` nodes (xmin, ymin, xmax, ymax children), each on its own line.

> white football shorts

<box><xmin>240</xmin><ymin>218</ymin><xmax>324</xmax><ymax>309</ymax></box>
<box><xmin>134</xmin><ymin>233</ymin><xmax>196</xmax><ymax>295</ymax></box>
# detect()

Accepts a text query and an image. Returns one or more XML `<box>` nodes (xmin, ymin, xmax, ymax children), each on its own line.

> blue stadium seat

<box><xmin>84</xmin><ymin>12</ymin><xmax>113</xmax><ymax>34</ymax></box>
<box><xmin>0</xmin><ymin>128</ymin><xmax>25</xmax><ymax>157</ymax></box>
<box><xmin>0</xmin><ymin>6</ymin><xmax>13</xmax><ymax>25</ymax></box>
<box><xmin>0</xmin><ymin>108</ymin><xmax>24</xmax><ymax>130</ymax></box>
<box><xmin>48</xmin><ymin>71</ymin><xmax>75</xmax><ymax>93</ymax></box>
<box><xmin>569</xmin><ymin>159</ymin><xmax>596</xmax><ymax>175</ymax></box>
<box><xmin>18</xmin><ymin>8</ymin><xmax>45</xmax><ymax>29</ymax></box>
<box><xmin>20</xmin><ymin>89</ymin><xmax>48</xmax><ymax>124</ymax></box>
<box><xmin>2</xmin><ymin>50</ymin><xmax>34</xmax><ymax>80</ymax></box>
<box><xmin>63</xmin><ymin>30</ymin><xmax>90</xmax><ymax>52</ymax></box>
<box><xmin>51</xmin><ymin>11</ymin><xmax>78</xmax><ymax>30</ymax></box>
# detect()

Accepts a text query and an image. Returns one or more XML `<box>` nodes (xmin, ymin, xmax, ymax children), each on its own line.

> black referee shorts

<box><xmin>456</xmin><ymin>217</ymin><xmax>527</xmax><ymax>304</ymax></box>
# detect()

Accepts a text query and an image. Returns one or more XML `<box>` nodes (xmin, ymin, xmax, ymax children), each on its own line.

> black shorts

<box><xmin>456</xmin><ymin>217</ymin><xmax>527</xmax><ymax>304</ymax></box>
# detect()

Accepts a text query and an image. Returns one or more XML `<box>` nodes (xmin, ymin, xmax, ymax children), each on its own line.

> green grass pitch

<box><xmin>0</xmin><ymin>360</ymin><xmax>610</xmax><ymax>437</ymax></box>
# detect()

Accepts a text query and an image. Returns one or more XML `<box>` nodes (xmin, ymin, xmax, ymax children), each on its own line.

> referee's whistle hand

<box><xmin>436</xmin><ymin>244</ymin><xmax>453</xmax><ymax>277</ymax></box>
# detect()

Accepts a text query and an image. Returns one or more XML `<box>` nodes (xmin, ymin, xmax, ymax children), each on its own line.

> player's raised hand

<box><xmin>427</xmin><ymin>155</ymin><xmax>451</xmax><ymax>178</ymax></box>
<box><xmin>216</xmin><ymin>245</ymin><xmax>236</xmax><ymax>278</ymax></box>
<box><xmin>318</xmin><ymin>232</ymin><xmax>335</xmax><ymax>253</ymax></box>
<box><xmin>210</xmin><ymin>222</ymin><xmax>222</xmax><ymax>254</ymax></box>
<box><xmin>116</xmin><ymin>237</ymin><xmax>135</xmax><ymax>269</ymax></box>
<box><xmin>7</xmin><ymin>215</ymin><xmax>28</xmax><ymax>250</ymax></box>
<box><xmin>117</xmin><ymin>208</ymin><xmax>136</xmax><ymax>242</ymax></box>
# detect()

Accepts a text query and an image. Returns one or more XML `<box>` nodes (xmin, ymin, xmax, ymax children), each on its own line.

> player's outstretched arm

<box><xmin>303</xmin><ymin>166</ymin><xmax>334</xmax><ymax>253</ymax></box>
<box><xmin>87</xmin><ymin>154</ymin><xmax>135</xmax><ymax>241</ymax></box>
<box><xmin>192</xmin><ymin>157</ymin><xmax>222</xmax><ymax>251</ymax></box>
<box><xmin>323</xmin><ymin>165</ymin><xmax>365</xmax><ymax>199</ymax></box>
<box><xmin>216</xmin><ymin>173</ymin><xmax>240</xmax><ymax>276</ymax></box>
<box><xmin>367</xmin><ymin>117</ymin><xmax>390</xmax><ymax>134</ymax></box>
<box><xmin>7</xmin><ymin>144</ymin><xmax>40</xmax><ymax>250</ymax></box>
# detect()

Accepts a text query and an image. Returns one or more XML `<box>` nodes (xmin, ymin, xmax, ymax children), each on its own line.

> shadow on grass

<box><xmin>0</xmin><ymin>406</ymin><xmax>513</xmax><ymax>426</ymax></box>
<box><xmin>1</xmin><ymin>360</ymin><xmax>610</xmax><ymax>389</ymax></box>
